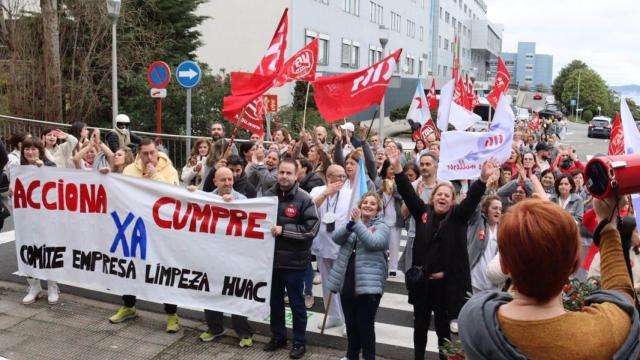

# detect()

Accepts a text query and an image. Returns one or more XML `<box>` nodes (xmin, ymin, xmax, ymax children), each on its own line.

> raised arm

<box><xmin>387</xmin><ymin>146</ymin><xmax>425</xmax><ymax>219</ymax></box>
<box><xmin>362</xmin><ymin>141</ymin><xmax>377</xmax><ymax>180</ymax></box>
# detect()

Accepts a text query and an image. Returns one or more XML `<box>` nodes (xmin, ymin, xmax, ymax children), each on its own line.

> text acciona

<box><xmin>13</xmin><ymin>178</ymin><xmax>107</xmax><ymax>213</ymax></box>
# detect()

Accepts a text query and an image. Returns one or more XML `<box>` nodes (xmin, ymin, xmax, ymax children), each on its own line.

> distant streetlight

<box><xmin>107</xmin><ymin>0</ymin><xmax>121</xmax><ymax>128</ymax></box>
<box><xmin>378</xmin><ymin>25</ymin><xmax>390</xmax><ymax>143</ymax></box>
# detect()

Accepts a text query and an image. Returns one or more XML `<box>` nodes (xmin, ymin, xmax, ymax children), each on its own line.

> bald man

<box><xmin>309</xmin><ymin>164</ymin><xmax>352</xmax><ymax>332</ymax></box>
<box><xmin>314</xmin><ymin>126</ymin><xmax>330</xmax><ymax>152</ymax></box>
<box><xmin>198</xmin><ymin>167</ymin><xmax>255</xmax><ymax>346</ymax></box>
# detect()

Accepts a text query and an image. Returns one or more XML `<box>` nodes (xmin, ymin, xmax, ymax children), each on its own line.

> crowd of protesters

<box><xmin>1</xmin><ymin>111</ymin><xmax>638</xmax><ymax>360</ymax></box>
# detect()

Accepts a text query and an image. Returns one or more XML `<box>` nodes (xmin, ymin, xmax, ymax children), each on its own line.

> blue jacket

<box><xmin>327</xmin><ymin>215</ymin><xmax>390</xmax><ymax>295</ymax></box>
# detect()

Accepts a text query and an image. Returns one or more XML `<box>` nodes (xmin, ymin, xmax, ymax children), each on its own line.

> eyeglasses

<box><xmin>327</xmin><ymin>174</ymin><xmax>346</xmax><ymax>179</ymax></box>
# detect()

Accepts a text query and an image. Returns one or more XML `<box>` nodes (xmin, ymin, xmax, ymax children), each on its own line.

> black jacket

<box><xmin>202</xmin><ymin>168</ymin><xmax>257</xmax><ymax>199</ymax></box>
<box><xmin>105</xmin><ymin>130</ymin><xmax>141</xmax><ymax>153</ymax></box>
<box><xmin>396</xmin><ymin>171</ymin><xmax>486</xmax><ymax>319</ymax></box>
<box><xmin>264</xmin><ymin>183</ymin><xmax>320</xmax><ymax>270</ymax></box>
<box><xmin>299</xmin><ymin>172</ymin><xmax>324</xmax><ymax>193</ymax></box>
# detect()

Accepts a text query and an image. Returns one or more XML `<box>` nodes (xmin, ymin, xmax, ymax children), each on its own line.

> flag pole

<box><xmin>320</xmin><ymin>292</ymin><xmax>333</xmax><ymax>335</ymax></box>
<box><xmin>302</xmin><ymin>82</ymin><xmax>311</xmax><ymax>130</ymax></box>
<box><xmin>365</xmin><ymin>107</ymin><xmax>379</xmax><ymax>140</ymax></box>
<box><xmin>225</xmin><ymin>107</ymin><xmax>245</xmax><ymax>159</ymax></box>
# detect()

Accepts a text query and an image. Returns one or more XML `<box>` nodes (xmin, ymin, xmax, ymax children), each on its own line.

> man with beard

<box><xmin>210</xmin><ymin>122</ymin><xmax>238</xmax><ymax>156</ymax></box>
<box><xmin>314</xmin><ymin>126</ymin><xmax>330</xmax><ymax>152</ymax></box>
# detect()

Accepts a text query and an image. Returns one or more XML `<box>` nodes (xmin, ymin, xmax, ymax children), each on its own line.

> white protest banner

<box><xmin>11</xmin><ymin>166</ymin><xmax>278</xmax><ymax>318</ymax></box>
<box><xmin>437</xmin><ymin>94</ymin><xmax>514</xmax><ymax>180</ymax></box>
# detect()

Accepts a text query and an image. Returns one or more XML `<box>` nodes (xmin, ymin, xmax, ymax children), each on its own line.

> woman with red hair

<box><xmin>459</xmin><ymin>197</ymin><xmax>640</xmax><ymax>359</ymax></box>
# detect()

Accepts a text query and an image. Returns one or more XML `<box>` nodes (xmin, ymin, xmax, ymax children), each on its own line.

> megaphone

<box><xmin>585</xmin><ymin>154</ymin><xmax>640</xmax><ymax>199</ymax></box>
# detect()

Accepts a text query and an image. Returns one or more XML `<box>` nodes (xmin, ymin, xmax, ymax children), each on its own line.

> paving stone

<box><xmin>0</xmin><ymin>313</ymin><xmax>25</xmax><ymax>330</ymax></box>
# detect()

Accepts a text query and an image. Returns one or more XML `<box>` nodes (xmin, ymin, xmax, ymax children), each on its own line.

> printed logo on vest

<box><xmin>285</xmin><ymin>204</ymin><xmax>298</xmax><ymax>218</ymax></box>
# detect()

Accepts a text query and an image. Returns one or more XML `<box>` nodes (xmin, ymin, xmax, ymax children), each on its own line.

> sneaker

<box><xmin>22</xmin><ymin>281</ymin><xmax>43</xmax><ymax>305</ymax></box>
<box><xmin>304</xmin><ymin>295</ymin><xmax>314</xmax><ymax>309</ymax></box>
<box><xmin>263</xmin><ymin>338</ymin><xmax>287</xmax><ymax>352</ymax></box>
<box><xmin>289</xmin><ymin>343</ymin><xmax>306</xmax><ymax>359</ymax></box>
<box><xmin>166</xmin><ymin>314</ymin><xmax>180</xmax><ymax>333</ymax></box>
<box><xmin>199</xmin><ymin>329</ymin><xmax>225</xmax><ymax>342</ymax></box>
<box><xmin>342</xmin><ymin>325</ymin><xmax>347</xmax><ymax>337</ymax></box>
<box><xmin>284</xmin><ymin>295</ymin><xmax>289</xmax><ymax>304</ymax></box>
<box><xmin>47</xmin><ymin>281</ymin><xmax>59</xmax><ymax>305</ymax></box>
<box><xmin>313</xmin><ymin>272</ymin><xmax>321</xmax><ymax>285</ymax></box>
<box><xmin>450</xmin><ymin>319</ymin><xmax>459</xmax><ymax>334</ymax></box>
<box><xmin>109</xmin><ymin>306</ymin><xmax>137</xmax><ymax>324</ymax></box>
<box><xmin>239</xmin><ymin>337</ymin><xmax>253</xmax><ymax>348</ymax></box>
<box><xmin>318</xmin><ymin>316</ymin><xmax>343</xmax><ymax>330</ymax></box>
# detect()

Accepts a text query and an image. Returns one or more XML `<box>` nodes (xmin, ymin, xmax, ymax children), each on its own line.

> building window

<box><xmin>369</xmin><ymin>2</ymin><xmax>383</xmax><ymax>24</ymax></box>
<box><xmin>314</xmin><ymin>0</ymin><xmax>329</xmax><ymax>4</ymax></box>
<box><xmin>341</xmin><ymin>39</ymin><xmax>360</xmax><ymax>68</ymax></box>
<box><xmin>464</xmin><ymin>4</ymin><xmax>467</xmax><ymax>13</ymax></box>
<box><xmin>525</xmin><ymin>65</ymin><xmax>534</xmax><ymax>71</ymax></box>
<box><xmin>368</xmin><ymin>45</ymin><xmax>382</xmax><ymax>66</ymax></box>
<box><xmin>391</xmin><ymin>11</ymin><xmax>401</xmax><ymax>32</ymax></box>
<box><xmin>439</xmin><ymin>35</ymin><xmax>442</xmax><ymax>48</ymax></box>
<box><xmin>419</xmin><ymin>25</ymin><xmax>424</xmax><ymax>41</ymax></box>
<box><xmin>444</xmin><ymin>65</ymin><xmax>448</xmax><ymax>77</ymax></box>
<box><xmin>458</xmin><ymin>21</ymin><xmax>462</xmax><ymax>33</ymax></box>
<box><xmin>419</xmin><ymin>58</ymin><xmax>424</xmax><ymax>76</ymax></box>
<box><xmin>524</xmin><ymin>76</ymin><xmax>533</xmax><ymax>82</ymax></box>
<box><xmin>406</xmin><ymin>55</ymin><xmax>415</xmax><ymax>74</ymax></box>
<box><xmin>342</xmin><ymin>0</ymin><xmax>360</xmax><ymax>16</ymax></box>
<box><xmin>440</xmin><ymin>6</ymin><xmax>443</xmax><ymax>19</ymax></box>
<box><xmin>307</xmin><ymin>30</ymin><xmax>330</xmax><ymax>65</ymax></box>
<box><xmin>438</xmin><ymin>65</ymin><xmax>441</xmax><ymax>76</ymax></box>
<box><xmin>463</xmin><ymin>26</ymin><xmax>467</xmax><ymax>37</ymax></box>
<box><xmin>421</xmin><ymin>0</ymin><xmax>425</xmax><ymax>8</ymax></box>
<box><xmin>407</xmin><ymin>20</ymin><xmax>416</xmax><ymax>38</ymax></box>
<box><xmin>452</xmin><ymin>16</ymin><xmax>456</xmax><ymax>29</ymax></box>
<box><xmin>444</xmin><ymin>38</ymin><xmax>449</xmax><ymax>50</ymax></box>
<box><xmin>525</xmin><ymin>53</ymin><xmax>534</xmax><ymax>60</ymax></box>
<box><xmin>445</xmin><ymin>11</ymin><xmax>450</xmax><ymax>24</ymax></box>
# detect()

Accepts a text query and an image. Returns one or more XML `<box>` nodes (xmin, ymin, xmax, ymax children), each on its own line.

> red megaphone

<box><xmin>585</xmin><ymin>154</ymin><xmax>640</xmax><ymax>199</ymax></box>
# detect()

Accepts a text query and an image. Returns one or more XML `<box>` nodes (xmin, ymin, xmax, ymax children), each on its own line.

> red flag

<box><xmin>231</xmin><ymin>9</ymin><xmax>289</xmax><ymax>95</ymax></box>
<box><xmin>412</xmin><ymin>119</ymin><xmax>438</xmax><ymax>143</ymax></box>
<box><xmin>273</xmin><ymin>38</ymin><xmax>318</xmax><ymax>87</ymax></box>
<box><xmin>453</xmin><ymin>76</ymin><xmax>472</xmax><ymax>111</ymax></box>
<box><xmin>313</xmin><ymin>49</ymin><xmax>402</xmax><ymax>122</ymax></box>
<box><xmin>486</xmin><ymin>57</ymin><xmax>510</xmax><ymax>109</ymax></box>
<box><xmin>427</xmin><ymin>78</ymin><xmax>438</xmax><ymax>110</ymax></box>
<box><xmin>466</xmin><ymin>74</ymin><xmax>478</xmax><ymax>110</ymax></box>
<box><xmin>528</xmin><ymin>112</ymin><xmax>540</xmax><ymax>131</ymax></box>
<box><xmin>224</xmin><ymin>96</ymin><xmax>267</xmax><ymax>136</ymax></box>
<box><xmin>608</xmin><ymin>112</ymin><xmax>625</xmax><ymax>155</ymax></box>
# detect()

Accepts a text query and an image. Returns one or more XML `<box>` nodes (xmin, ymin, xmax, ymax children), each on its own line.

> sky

<box><xmin>486</xmin><ymin>0</ymin><xmax>640</xmax><ymax>87</ymax></box>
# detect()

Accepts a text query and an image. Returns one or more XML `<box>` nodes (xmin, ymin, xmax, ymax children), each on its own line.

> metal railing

<box><xmin>0</xmin><ymin>114</ymin><xmax>256</xmax><ymax>169</ymax></box>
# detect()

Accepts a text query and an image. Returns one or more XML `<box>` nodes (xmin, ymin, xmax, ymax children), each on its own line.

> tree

<box><xmin>552</xmin><ymin>60</ymin><xmax>587</xmax><ymax>108</ymax></box>
<box><xmin>561</xmin><ymin>68</ymin><xmax>611</xmax><ymax>117</ymax></box>
<box><xmin>40</xmin><ymin>0</ymin><xmax>63</xmax><ymax>121</ymax></box>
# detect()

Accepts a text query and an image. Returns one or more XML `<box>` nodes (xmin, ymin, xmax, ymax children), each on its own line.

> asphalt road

<box><xmin>560</xmin><ymin>120</ymin><xmax>609</xmax><ymax>161</ymax></box>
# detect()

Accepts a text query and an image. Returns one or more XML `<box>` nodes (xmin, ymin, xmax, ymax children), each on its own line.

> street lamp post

<box><xmin>575</xmin><ymin>70</ymin><xmax>581</xmax><ymax>122</ymax></box>
<box><xmin>107</xmin><ymin>0</ymin><xmax>121</xmax><ymax>129</ymax></box>
<box><xmin>378</xmin><ymin>25</ymin><xmax>390</xmax><ymax>143</ymax></box>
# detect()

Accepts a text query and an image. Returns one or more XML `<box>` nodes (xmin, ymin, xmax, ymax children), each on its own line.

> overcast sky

<box><xmin>487</xmin><ymin>0</ymin><xmax>640</xmax><ymax>87</ymax></box>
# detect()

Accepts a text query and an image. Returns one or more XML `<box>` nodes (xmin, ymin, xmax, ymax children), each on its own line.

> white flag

<box><xmin>437</xmin><ymin>94</ymin><xmax>514</xmax><ymax>180</ymax></box>
<box><xmin>436</xmin><ymin>79</ymin><xmax>481</xmax><ymax>131</ymax></box>
<box><xmin>407</xmin><ymin>81</ymin><xmax>431</xmax><ymax>126</ymax></box>
<box><xmin>620</xmin><ymin>99</ymin><xmax>640</xmax><ymax>228</ymax></box>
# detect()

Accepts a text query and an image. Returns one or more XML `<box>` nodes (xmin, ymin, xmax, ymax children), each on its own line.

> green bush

<box><xmin>390</xmin><ymin>103</ymin><xmax>411</xmax><ymax>121</ymax></box>
<box><xmin>582</xmin><ymin>109</ymin><xmax>593</xmax><ymax>122</ymax></box>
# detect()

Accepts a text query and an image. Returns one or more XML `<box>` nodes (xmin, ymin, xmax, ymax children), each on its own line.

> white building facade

<box><xmin>430</xmin><ymin>0</ymin><xmax>502</xmax><ymax>89</ymax></box>
<box><xmin>195</xmin><ymin>0</ymin><xmax>501</xmax><ymax>117</ymax></box>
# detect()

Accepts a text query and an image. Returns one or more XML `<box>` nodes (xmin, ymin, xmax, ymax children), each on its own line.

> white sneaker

<box><xmin>22</xmin><ymin>279</ymin><xmax>42</xmax><ymax>305</ymax></box>
<box><xmin>342</xmin><ymin>325</ymin><xmax>347</xmax><ymax>337</ymax></box>
<box><xmin>318</xmin><ymin>316</ymin><xmax>343</xmax><ymax>330</ymax></box>
<box><xmin>313</xmin><ymin>273</ymin><xmax>321</xmax><ymax>285</ymax></box>
<box><xmin>450</xmin><ymin>319</ymin><xmax>458</xmax><ymax>334</ymax></box>
<box><xmin>47</xmin><ymin>281</ymin><xmax>60</xmax><ymax>305</ymax></box>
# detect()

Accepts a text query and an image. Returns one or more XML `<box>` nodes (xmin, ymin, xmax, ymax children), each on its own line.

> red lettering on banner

<box><xmin>446</xmin><ymin>159</ymin><xmax>479</xmax><ymax>171</ymax></box>
<box><xmin>13</xmin><ymin>178</ymin><xmax>107</xmax><ymax>214</ymax></box>
<box><xmin>152</xmin><ymin>197</ymin><xmax>267</xmax><ymax>240</ymax></box>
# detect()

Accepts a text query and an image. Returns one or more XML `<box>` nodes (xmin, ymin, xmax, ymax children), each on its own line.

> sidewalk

<box><xmin>0</xmin><ymin>281</ymin><xmax>389</xmax><ymax>360</ymax></box>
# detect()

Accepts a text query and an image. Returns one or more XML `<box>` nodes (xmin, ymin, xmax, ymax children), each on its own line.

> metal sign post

<box><xmin>176</xmin><ymin>61</ymin><xmax>202</xmax><ymax>153</ymax></box>
<box><xmin>146</xmin><ymin>61</ymin><xmax>172</xmax><ymax>143</ymax></box>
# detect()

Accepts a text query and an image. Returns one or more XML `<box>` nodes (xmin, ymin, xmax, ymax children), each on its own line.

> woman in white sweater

<box><xmin>41</xmin><ymin>128</ymin><xmax>78</xmax><ymax>168</ymax></box>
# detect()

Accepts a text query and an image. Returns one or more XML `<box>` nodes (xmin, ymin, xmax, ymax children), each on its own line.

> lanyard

<box><xmin>326</xmin><ymin>191</ymin><xmax>340</xmax><ymax>213</ymax></box>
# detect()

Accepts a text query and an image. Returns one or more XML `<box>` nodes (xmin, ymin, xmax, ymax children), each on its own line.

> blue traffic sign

<box><xmin>176</xmin><ymin>61</ymin><xmax>202</xmax><ymax>88</ymax></box>
<box><xmin>147</xmin><ymin>61</ymin><xmax>171</xmax><ymax>89</ymax></box>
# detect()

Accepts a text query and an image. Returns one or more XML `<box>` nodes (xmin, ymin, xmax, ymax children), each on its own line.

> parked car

<box><xmin>587</xmin><ymin>116</ymin><xmax>613</xmax><ymax>138</ymax></box>
<box><xmin>539</xmin><ymin>104</ymin><xmax>563</xmax><ymax>119</ymax></box>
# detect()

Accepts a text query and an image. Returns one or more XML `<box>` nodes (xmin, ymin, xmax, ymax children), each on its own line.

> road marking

<box><xmin>0</xmin><ymin>231</ymin><xmax>15</xmax><ymax>245</ymax></box>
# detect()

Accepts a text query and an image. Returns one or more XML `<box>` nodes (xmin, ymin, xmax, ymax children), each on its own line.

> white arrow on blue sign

<box><xmin>176</xmin><ymin>60</ymin><xmax>202</xmax><ymax>89</ymax></box>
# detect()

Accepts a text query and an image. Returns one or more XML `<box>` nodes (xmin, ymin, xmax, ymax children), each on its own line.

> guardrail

<box><xmin>0</xmin><ymin>115</ymin><xmax>255</xmax><ymax>169</ymax></box>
